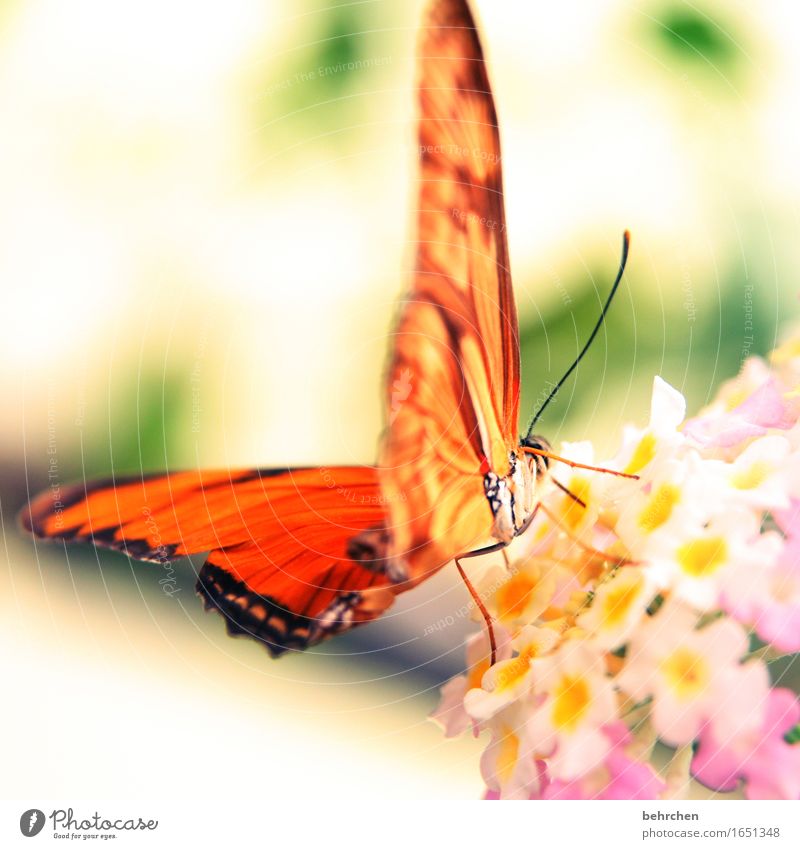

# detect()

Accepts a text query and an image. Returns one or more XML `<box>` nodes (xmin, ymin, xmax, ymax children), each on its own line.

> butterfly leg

<box><xmin>454</xmin><ymin>540</ymin><xmax>509</xmax><ymax>668</ymax></box>
<box><xmin>452</xmin><ymin>504</ymin><xmax>543</xmax><ymax>668</ymax></box>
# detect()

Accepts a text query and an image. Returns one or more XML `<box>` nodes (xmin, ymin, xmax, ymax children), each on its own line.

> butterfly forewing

<box><xmin>380</xmin><ymin>0</ymin><xmax>520</xmax><ymax>580</ymax></box>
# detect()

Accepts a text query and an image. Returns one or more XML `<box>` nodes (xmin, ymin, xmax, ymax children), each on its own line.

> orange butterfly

<box><xmin>20</xmin><ymin>0</ymin><xmax>632</xmax><ymax>663</ymax></box>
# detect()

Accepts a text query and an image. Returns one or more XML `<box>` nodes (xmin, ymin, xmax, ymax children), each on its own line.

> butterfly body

<box><xmin>484</xmin><ymin>448</ymin><xmax>540</xmax><ymax>545</ymax></box>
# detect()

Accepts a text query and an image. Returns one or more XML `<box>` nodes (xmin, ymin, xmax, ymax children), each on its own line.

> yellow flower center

<box><xmin>493</xmin><ymin>646</ymin><xmax>536</xmax><ymax>693</ymax></box>
<box><xmin>731</xmin><ymin>461</ymin><xmax>770</xmax><ymax>490</ymax></box>
<box><xmin>497</xmin><ymin>725</ymin><xmax>520</xmax><ymax>785</ymax></box>
<box><xmin>624</xmin><ymin>432</ymin><xmax>657</xmax><ymax>475</ymax></box>
<box><xmin>496</xmin><ymin>573</ymin><xmax>537</xmax><ymax>620</ymax></box>
<box><xmin>551</xmin><ymin>673</ymin><xmax>591</xmax><ymax>732</ymax></box>
<box><xmin>723</xmin><ymin>387</ymin><xmax>749</xmax><ymax>411</ymax></box>
<box><xmin>676</xmin><ymin>536</ymin><xmax>728</xmax><ymax>578</ymax></box>
<box><xmin>563</xmin><ymin>477</ymin><xmax>591</xmax><ymax>530</ymax></box>
<box><xmin>660</xmin><ymin>647</ymin><xmax>709</xmax><ymax>700</ymax></box>
<box><xmin>600</xmin><ymin>577</ymin><xmax>642</xmax><ymax>628</ymax></box>
<box><xmin>771</xmin><ymin>338</ymin><xmax>800</xmax><ymax>365</ymax></box>
<box><xmin>467</xmin><ymin>658</ymin><xmax>490</xmax><ymax>691</ymax></box>
<box><xmin>638</xmin><ymin>483</ymin><xmax>681</xmax><ymax>533</ymax></box>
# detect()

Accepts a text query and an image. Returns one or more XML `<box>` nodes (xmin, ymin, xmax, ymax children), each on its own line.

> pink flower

<box><xmin>722</xmin><ymin>532</ymin><xmax>800</xmax><ymax>653</ymax></box>
<box><xmin>542</xmin><ymin>723</ymin><xmax>665</xmax><ymax>800</ymax></box>
<box><xmin>683</xmin><ymin>377</ymin><xmax>794</xmax><ymax>450</ymax></box>
<box><xmin>692</xmin><ymin>688</ymin><xmax>800</xmax><ymax>799</ymax></box>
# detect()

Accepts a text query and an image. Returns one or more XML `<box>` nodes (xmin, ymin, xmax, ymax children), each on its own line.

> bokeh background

<box><xmin>3</xmin><ymin>0</ymin><xmax>799</xmax><ymax>800</ymax></box>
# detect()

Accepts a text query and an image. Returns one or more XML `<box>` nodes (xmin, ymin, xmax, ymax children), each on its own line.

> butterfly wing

<box><xmin>380</xmin><ymin>0</ymin><xmax>520</xmax><ymax>578</ymax></box>
<box><xmin>19</xmin><ymin>0</ymin><xmax>520</xmax><ymax>654</ymax></box>
<box><xmin>21</xmin><ymin>467</ymin><xmax>399</xmax><ymax>656</ymax></box>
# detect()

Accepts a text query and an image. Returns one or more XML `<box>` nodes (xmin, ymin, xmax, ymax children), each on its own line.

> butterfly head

<box><xmin>487</xmin><ymin>436</ymin><xmax>551</xmax><ymax>544</ymax></box>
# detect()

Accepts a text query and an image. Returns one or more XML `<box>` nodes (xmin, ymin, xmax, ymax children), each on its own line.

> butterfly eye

<box><xmin>521</xmin><ymin>435</ymin><xmax>551</xmax><ymax>465</ymax></box>
<box><xmin>520</xmin><ymin>434</ymin><xmax>552</xmax><ymax>475</ymax></box>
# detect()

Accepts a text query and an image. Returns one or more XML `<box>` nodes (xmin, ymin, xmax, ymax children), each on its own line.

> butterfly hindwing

<box><xmin>22</xmin><ymin>467</ymin><xmax>400</xmax><ymax>656</ymax></box>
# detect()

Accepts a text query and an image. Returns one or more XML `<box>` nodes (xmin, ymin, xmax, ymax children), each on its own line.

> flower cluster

<box><xmin>432</xmin><ymin>333</ymin><xmax>800</xmax><ymax>800</ymax></box>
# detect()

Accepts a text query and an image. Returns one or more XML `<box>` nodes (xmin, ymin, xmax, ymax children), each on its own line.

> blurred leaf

<box><xmin>316</xmin><ymin>5</ymin><xmax>361</xmax><ymax>83</ymax></box>
<box><xmin>518</xmin><ymin>265</ymin><xmax>651</xmax><ymax>441</ymax></box>
<box><xmin>255</xmin><ymin>1</ymin><xmax>396</xmax><ymax>154</ymax></box>
<box><xmin>81</xmin><ymin>370</ymin><xmax>191</xmax><ymax>479</ymax></box>
<box><xmin>785</xmin><ymin>724</ymin><xmax>800</xmax><ymax>745</ymax></box>
<box><xmin>517</xmin><ymin>258</ymin><xmax>776</xmax><ymax>444</ymax></box>
<box><xmin>653</xmin><ymin>5</ymin><xmax>739</xmax><ymax>69</ymax></box>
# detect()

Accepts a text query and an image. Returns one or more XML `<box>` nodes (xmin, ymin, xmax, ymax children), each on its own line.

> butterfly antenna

<box><xmin>525</xmin><ymin>230</ymin><xmax>631</xmax><ymax>438</ymax></box>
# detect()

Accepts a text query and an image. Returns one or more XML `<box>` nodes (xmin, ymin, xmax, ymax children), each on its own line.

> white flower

<box><xmin>545</xmin><ymin>441</ymin><xmax>604</xmax><ymax>542</ymax></box>
<box><xmin>577</xmin><ymin>566</ymin><xmax>655</xmax><ymax>651</ymax></box>
<box><xmin>464</xmin><ymin>626</ymin><xmax>559</xmax><ymax>722</ymax></box>
<box><xmin>647</xmin><ymin>509</ymin><xmax>779</xmax><ymax>610</ymax></box>
<box><xmin>434</xmin><ymin>337</ymin><xmax>800</xmax><ymax>799</ymax></box>
<box><xmin>710</xmin><ymin>434</ymin><xmax>796</xmax><ymax>510</ymax></box>
<box><xmin>430</xmin><ymin>625</ymin><xmax>512</xmax><ymax>737</ymax></box>
<box><xmin>478</xmin><ymin>559</ymin><xmax>557</xmax><ymax>630</ymax></box>
<box><xmin>527</xmin><ymin>640</ymin><xmax>618</xmax><ymax>780</ymax></box>
<box><xmin>480</xmin><ymin>711</ymin><xmax>544</xmax><ymax>800</ymax></box>
<box><xmin>611</xmin><ymin>377</ymin><xmax>687</xmax><ymax>481</ymax></box>
<box><xmin>617</xmin><ymin>602</ymin><xmax>759</xmax><ymax>746</ymax></box>
<box><xmin>614</xmin><ymin>453</ymin><xmax>723</xmax><ymax>557</ymax></box>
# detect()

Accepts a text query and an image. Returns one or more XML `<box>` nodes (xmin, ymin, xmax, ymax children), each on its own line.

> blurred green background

<box><xmin>2</xmin><ymin>0</ymin><xmax>799</xmax><ymax>800</ymax></box>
